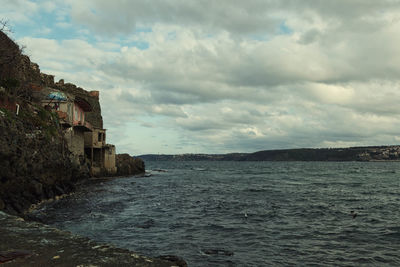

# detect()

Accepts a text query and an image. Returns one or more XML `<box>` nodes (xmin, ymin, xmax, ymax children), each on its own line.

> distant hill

<box><xmin>139</xmin><ymin>146</ymin><xmax>400</xmax><ymax>162</ymax></box>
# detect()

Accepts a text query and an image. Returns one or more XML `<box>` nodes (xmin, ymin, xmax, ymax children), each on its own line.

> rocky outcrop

<box><xmin>0</xmin><ymin>102</ymin><xmax>89</xmax><ymax>215</ymax></box>
<box><xmin>0</xmin><ymin>30</ymin><xmax>22</xmax><ymax>81</ymax></box>
<box><xmin>116</xmin><ymin>154</ymin><xmax>145</xmax><ymax>176</ymax></box>
<box><xmin>0</xmin><ymin>29</ymin><xmax>114</xmax><ymax>214</ymax></box>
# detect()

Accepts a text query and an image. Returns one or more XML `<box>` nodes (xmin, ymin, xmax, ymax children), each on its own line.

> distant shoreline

<box><xmin>139</xmin><ymin>145</ymin><xmax>400</xmax><ymax>162</ymax></box>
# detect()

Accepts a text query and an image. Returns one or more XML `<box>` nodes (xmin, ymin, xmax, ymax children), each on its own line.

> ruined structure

<box><xmin>84</xmin><ymin>125</ymin><xmax>117</xmax><ymax>176</ymax></box>
<box><xmin>37</xmin><ymin>85</ymin><xmax>117</xmax><ymax>176</ymax></box>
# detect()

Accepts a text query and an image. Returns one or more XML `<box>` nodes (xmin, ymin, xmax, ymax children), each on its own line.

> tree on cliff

<box><xmin>0</xmin><ymin>19</ymin><xmax>30</xmax><ymax>99</ymax></box>
<box><xmin>0</xmin><ymin>19</ymin><xmax>11</xmax><ymax>32</ymax></box>
<box><xmin>0</xmin><ymin>20</ymin><xmax>21</xmax><ymax>69</ymax></box>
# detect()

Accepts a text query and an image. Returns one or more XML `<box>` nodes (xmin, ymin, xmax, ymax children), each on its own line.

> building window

<box><xmin>98</xmin><ymin>132</ymin><xmax>102</xmax><ymax>142</ymax></box>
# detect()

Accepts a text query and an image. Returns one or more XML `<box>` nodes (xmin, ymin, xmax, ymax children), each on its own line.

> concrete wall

<box><xmin>104</xmin><ymin>145</ymin><xmax>117</xmax><ymax>174</ymax></box>
<box><xmin>73</xmin><ymin>102</ymin><xmax>85</xmax><ymax>125</ymax></box>
<box><xmin>41</xmin><ymin>100</ymin><xmax>73</xmax><ymax>125</ymax></box>
<box><xmin>65</xmin><ymin>127</ymin><xmax>85</xmax><ymax>159</ymax></box>
<box><xmin>84</xmin><ymin>128</ymin><xmax>106</xmax><ymax>148</ymax></box>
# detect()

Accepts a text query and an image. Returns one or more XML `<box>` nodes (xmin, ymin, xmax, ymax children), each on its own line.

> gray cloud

<box><xmin>67</xmin><ymin>0</ymin><xmax>400</xmax><ymax>36</ymax></box>
<box><xmin>10</xmin><ymin>0</ymin><xmax>400</xmax><ymax>153</ymax></box>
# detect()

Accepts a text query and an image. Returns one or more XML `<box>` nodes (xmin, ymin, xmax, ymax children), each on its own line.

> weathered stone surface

<box><xmin>0</xmin><ymin>212</ymin><xmax>184</xmax><ymax>267</ymax></box>
<box><xmin>28</xmin><ymin>180</ymin><xmax>43</xmax><ymax>197</ymax></box>
<box><xmin>0</xmin><ymin>104</ymin><xmax>89</xmax><ymax>215</ymax></box>
<box><xmin>0</xmin><ymin>250</ymin><xmax>32</xmax><ymax>264</ymax></box>
<box><xmin>156</xmin><ymin>255</ymin><xmax>188</xmax><ymax>267</ymax></box>
<box><xmin>116</xmin><ymin>154</ymin><xmax>146</xmax><ymax>176</ymax></box>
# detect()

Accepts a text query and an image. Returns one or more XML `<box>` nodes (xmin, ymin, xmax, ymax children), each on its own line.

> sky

<box><xmin>2</xmin><ymin>0</ymin><xmax>400</xmax><ymax>155</ymax></box>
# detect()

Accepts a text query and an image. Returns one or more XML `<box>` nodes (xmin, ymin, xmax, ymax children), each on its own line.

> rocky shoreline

<box><xmin>0</xmin><ymin>175</ymin><xmax>187</xmax><ymax>267</ymax></box>
<box><xmin>0</xmin><ymin>28</ymin><xmax>187</xmax><ymax>266</ymax></box>
<box><xmin>0</xmin><ymin>28</ymin><xmax>147</xmax><ymax>215</ymax></box>
<box><xmin>0</xmin><ymin>211</ymin><xmax>185</xmax><ymax>266</ymax></box>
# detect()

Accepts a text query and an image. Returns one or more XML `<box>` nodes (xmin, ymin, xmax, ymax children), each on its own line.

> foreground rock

<box><xmin>0</xmin><ymin>211</ymin><xmax>186</xmax><ymax>267</ymax></box>
<box><xmin>116</xmin><ymin>154</ymin><xmax>146</xmax><ymax>176</ymax></box>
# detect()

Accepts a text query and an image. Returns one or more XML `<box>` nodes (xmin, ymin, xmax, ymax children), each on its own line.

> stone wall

<box><xmin>104</xmin><ymin>145</ymin><xmax>117</xmax><ymax>174</ymax></box>
<box><xmin>64</xmin><ymin>128</ymin><xmax>86</xmax><ymax>161</ymax></box>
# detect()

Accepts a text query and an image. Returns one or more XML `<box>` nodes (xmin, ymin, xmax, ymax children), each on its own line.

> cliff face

<box><xmin>0</xmin><ymin>31</ymin><xmax>93</xmax><ymax>214</ymax></box>
<box><xmin>0</xmin><ymin>102</ymin><xmax>88</xmax><ymax>214</ymax></box>
<box><xmin>0</xmin><ymin>30</ymin><xmax>146</xmax><ymax>214</ymax></box>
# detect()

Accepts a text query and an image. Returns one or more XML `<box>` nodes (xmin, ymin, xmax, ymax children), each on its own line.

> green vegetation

<box><xmin>0</xmin><ymin>107</ymin><xmax>12</xmax><ymax>120</ymax></box>
<box><xmin>0</xmin><ymin>78</ymin><xmax>19</xmax><ymax>91</ymax></box>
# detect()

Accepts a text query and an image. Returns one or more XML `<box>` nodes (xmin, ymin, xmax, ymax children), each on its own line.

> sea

<box><xmin>31</xmin><ymin>161</ymin><xmax>400</xmax><ymax>266</ymax></box>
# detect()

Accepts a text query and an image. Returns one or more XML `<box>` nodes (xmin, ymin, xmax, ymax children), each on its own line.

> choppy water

<box><xmin>32</xmin><ymin>161</ymin><xmax>400</xmax><ymax>266</ymax></box>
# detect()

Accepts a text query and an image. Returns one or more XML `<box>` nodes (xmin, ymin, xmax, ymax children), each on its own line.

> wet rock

<box><xmin>54</xmin><ymin>185</ymin><xmax>65</xmax><ymax>195</ymax></box>
<box><xmin>29</xmin><ymin>180</ymin><xmax>43</xmax><ymax>197</ymax></box>
<box><xmin>0</xmin><ymin>212</ymin><xmax>177</xmax><ymax>266</ymax></box>
<box><xmin>0</xmin><ymin>250</ymin><xmax>32</xmax><ymax>263</ymax></box>
<box><xmin>45</xmin><ymin>187</ymin><xmax>54</xmax><ymax>199</ymax></box>
<box><xmin>156</xmin><ymin>255</ymin><xmax>188</xmax><ymax>267</ymax></box>
<box><xmin>0</xmin><ymin>198</ymin><xmax>5</xmax><ymax>210</ymax></box>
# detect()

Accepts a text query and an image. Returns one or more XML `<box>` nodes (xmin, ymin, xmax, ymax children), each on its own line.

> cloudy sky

<box><xmin>2</xmin><ymin>0</ymin><xmax>400</xmax><ymax>155</ymax></box>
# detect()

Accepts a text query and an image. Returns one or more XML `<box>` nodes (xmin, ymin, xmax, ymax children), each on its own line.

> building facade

<box><xmin>84</xmin><ymin>128</ymin><xmax>117</xmax><ymax>176</ymax></box>
<box><xmin>40</xmin><ymin>88</ymin><xmax>117</xmax><ymax>176</ymax></box>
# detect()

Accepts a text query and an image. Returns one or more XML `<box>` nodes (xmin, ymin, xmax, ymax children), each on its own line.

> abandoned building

<box><xmin>84</xmin><ymin>127</ymin><xmax>117</xmax><ymax>176</ymax></box>
<box><xmin>39</xmin><ymin>88</ymin><xmax>117</xmax><ymax>176</ymax></box>
<box><xmin>41</xmin><ymin>89</ymin><xmax>92</xmax><ymax>161</ymax></box>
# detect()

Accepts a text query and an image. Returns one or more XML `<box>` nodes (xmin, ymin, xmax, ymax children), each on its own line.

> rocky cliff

<box><xmin>0</xmin><ymin>98</ymin><xmax>88</xmax><ymax>214</ymax></box>
<box><xmin>0</xmin><ymin>30</ymin><xmax>143</xmax><ymax>215</ymax></box>
<box><xmin>0</xmin><ymin>30</ymin><xmax>90</xmax><ymax>214</ymax></box>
